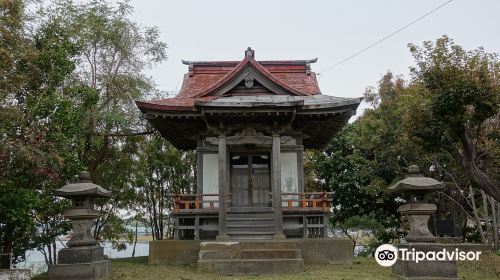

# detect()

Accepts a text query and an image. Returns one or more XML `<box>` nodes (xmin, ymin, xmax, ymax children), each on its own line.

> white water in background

<box><xmin>16</xmin><ymin>225</ymin><xmax>151</xmax><ymax>274</ymax></box>
<box><xmin>17</xmin><ymin>240</ymin><xmax>149</xmax><ymax>275</ymax></box>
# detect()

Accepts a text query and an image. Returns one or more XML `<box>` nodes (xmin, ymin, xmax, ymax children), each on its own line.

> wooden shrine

<box><xmin>136</xmin><ymin>48</ymin><xmax>361</xmax><ymax>241</ymax></box>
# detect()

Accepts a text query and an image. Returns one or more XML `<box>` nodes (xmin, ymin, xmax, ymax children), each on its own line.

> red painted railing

<box><xmin>281</xmin><ymin>192</ymin><xmax>333</xmax><ymax>212</ymax></box>
<box><xmin>170</xmin><ymin>194</ymin><xmax>219</xmax><ymax>213</ymax></box>
<box><xmin>170</xmin><ymin>192</ymin><xmax>333</xmax><ymax>213</ymax></box>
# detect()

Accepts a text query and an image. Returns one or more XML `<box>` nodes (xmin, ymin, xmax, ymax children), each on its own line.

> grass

<box><xmin>32</xmin><ymin>254</ymin><xmax>500</xmax><ymax>280</ymax></box>
<box><xmin>110</xmin><ymin>257</ymin><xmax>393</xmax><ymax>280</ymax></box>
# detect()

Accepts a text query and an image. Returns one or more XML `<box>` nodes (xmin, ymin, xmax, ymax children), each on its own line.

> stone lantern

<box><xmin>389</xmin><ymin>165</ymin><xmax>458</xmax><ymax>280</ymax></box>
<box><xmin>388</xmin><ymin>165</ymin><xmax>444</xmax><ymax>242</ymax></box>
<box><xmin>48</xmin><ymin>171</ymin><xmax>111</xmax><ymax>280</ymax></box>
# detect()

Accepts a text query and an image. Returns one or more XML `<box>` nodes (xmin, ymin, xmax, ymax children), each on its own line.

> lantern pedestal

<box><xmin>392</xmin><ymin>243</ymin><xmax>458</xmax><ymax>280</ymax></box>
<box><xmin>58</xmin><ymin>246</ymin><xmax>105</xmax><ymax>264</ymax></box>
<box><xmin>48</xmin><ymin>260</ymin><xmax>111</xmax><ymax>280</ymax></box>
<box><xmin>398</xmin><ymin>203</ymin><xmax>437</xmax><ymax>243</ymax></box>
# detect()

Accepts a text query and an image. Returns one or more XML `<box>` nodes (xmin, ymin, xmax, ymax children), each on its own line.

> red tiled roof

<box><xmin>136</xmin><ymin>50</ymin><xmax>322</xmax><ymax>112</ymax></box>
<box><xmin>179</xmin><ymin>60</ymin><xmax>321</xmax><ymax>98</ymax></box>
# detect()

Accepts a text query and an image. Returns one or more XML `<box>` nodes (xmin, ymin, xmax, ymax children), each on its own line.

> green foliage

<box><xmin>408</xmin><ymin>36</ymin><xmax>497</xmax><ymax>136</ymax></box>
<box><xmin>310</xmin><ymin>122</ymin><xmax>402</xmax><ymax>244</ymax></box>
<box><xmin>405</xmin><ymin>35</ymin><xmax>499</xmax><ymax>200</ymax></box>
<box><xmin>0</xmin><ymin>0</ymin><xmax>94</xmax><ymax>262</ymax></box>
<box><xmin>37</xmin><ymin>0</ymin><xmax>169</xmax><ymax>244</ymax></box>
<box><xmin>310</xmin><ymin>69</ymin><xmax>453</xmax><ymax>248</ymax></box>
<box><xmin>133</xmin><ymin>134</ymin><xmax>196</xmax><ymax>240</ymax></box>
<box><xmin>98</xmin><ymin>213</ymin><xmax>133</xmax><ymax>251</ymax></box>
<box><xmin>332</xmin><ymin>215</ymin><xmax>387</xmax><ymax>256</ymax></box>
<box><xmin>312</xmin><ymin>36</ymin><xmax>499</xmax><ymax>250</ymax></box>
<box><xmin>1</xmin><ymin>0</ymin><xmax>169</xmax><ymax>262</ymax></box>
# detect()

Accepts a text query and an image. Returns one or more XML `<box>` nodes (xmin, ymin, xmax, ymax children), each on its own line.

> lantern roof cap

<box><xmin>55</xmin><ymin>171</ymin><xmax>111</xmax><ymax>198</ymax></box>
<box><xmin>388</xmin><ymin>165</ymin><xmax>444</xmax><ymax>193</ymax></box>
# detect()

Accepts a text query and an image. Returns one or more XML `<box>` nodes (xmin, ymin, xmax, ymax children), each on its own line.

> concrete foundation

<box><xmin>149</xmin><ymin>240</ymin><xmax>202</xmax><ymax>265</ymax></box>
<box><xmin>301</xmin><ymin>238</ymin><xmax>352</xmax><ymax>264</ymax></box>
<box><xmin>47</xmin><ymin>260</ymin><xmax>111</xmax><ymax>280</ymax></box>
<box><xmin>149</xmin><ymin>238</ymin><xmax>353</xmax><ymax>266</ymax></box>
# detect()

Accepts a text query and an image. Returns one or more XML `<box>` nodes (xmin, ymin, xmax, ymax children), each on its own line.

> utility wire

<box><xmin>317</xmin><ymin>0</ymin><xmax>455</xmax><ymax>76</ymax></box>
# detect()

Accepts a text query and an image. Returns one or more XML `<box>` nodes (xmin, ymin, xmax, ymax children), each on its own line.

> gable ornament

<box><xmin>244</xmin><ymin>73</ymin><xmax>254</xmax><ymax>88</ymax></box>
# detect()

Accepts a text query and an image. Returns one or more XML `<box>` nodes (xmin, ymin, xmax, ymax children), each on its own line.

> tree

<box><xmin>133</xmin><ymin>134</ymin><xmax>196</xmax><ymax>240</ymax></box>
<box><xmin>310</xmin><ymin>123</ymin><xmax>402</xmax><ymax>251</ymax></box>
<box><xmin>1</xmin><ymin>0</ymin><xmax>168</xmax><ymax>262</ymax></box>
<box><xmin>309</xmin><ymin>59</ymin><xmax>496</xmax><ymax>251</ymax></box>
<box><xmin>0</xmin><ymin>0</ymin><xmax>94</xmax><ymax>263</ymax></box>
<box><xmin>405</xmin><ymin>35</ymin><xmax>500</xmax><ymax>201</ymax></box>
<box><xmin>333</xmin><ymin>215</ymin><xmax>386</xmax><ymax>255</ymax></box>
<box><xmin>40</xmin><ymin>0</ymin><xmax>168</xmax><ymax>245</ymax></box>
<box><xmin>327</xmin><ymin>36</ymin><xmax>499</xmax><ymax>248</ymax></box>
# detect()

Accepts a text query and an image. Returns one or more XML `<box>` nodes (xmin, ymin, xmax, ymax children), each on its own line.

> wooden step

<box><xmin>227</xmin><ymin>230</ymin><xmax>275</xmax><ymax>235</ymax></box>
<box><xmin>226</xmin><ymin>211</ymin><xmax>276</xmax><ymax>239</ymax></box>
<box><xmin>229</xmin><ymin>235</ymin><xmax>274</xmax><ymax>240</ymax></box>
<box><xmin>226</xmin><ymin>224</ymin><xmax>274</xmax><ymax>228</ymax></box>
<box><xmin>226</xmin><ymin>217</ymin><xmax>274</xmax><ymax>221</ymax></box>
<box><xmin>228</xmin><ymin>207</ymin><xmax>272</xmax><ymax>213</ymax></box>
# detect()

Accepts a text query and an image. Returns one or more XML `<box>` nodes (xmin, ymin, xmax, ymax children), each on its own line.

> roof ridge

<box><xmin>181</xmin><ymin>58</ymin><xmax>318</xmax><ymax>66</ymax></box>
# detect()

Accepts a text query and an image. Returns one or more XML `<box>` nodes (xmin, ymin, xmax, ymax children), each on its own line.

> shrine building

<box><xmin>136</xmin><ymin>48</ymin><xmax>361</xmax><ymax>241</ymax></box>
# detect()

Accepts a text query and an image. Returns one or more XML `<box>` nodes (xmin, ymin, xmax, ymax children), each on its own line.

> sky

<box><xmin>127</xmin><ymin>0</ymin><xmax>500</xmax><ymax>115</ymax></box>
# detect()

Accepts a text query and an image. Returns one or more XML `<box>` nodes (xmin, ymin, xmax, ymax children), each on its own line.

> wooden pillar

<box><xmin>272</xmin><ymin>133</ymin><xmax>285</xmax><ymax>239</ymax></box>
<box><xmin>174</xmin><ymin>217</ymin><xmax>180</xmax><ymax>240</ymax></box>
<box><xmin>194</xmin><ymin>216</ymin><xmax>200</xmax><ymax>240</ymax></box>
<box><xmin>216</xmin><ymin>133</ymin><xmax>229</xmax><ymax>240</ymax></box>
<box><xmin>303</xmin><ymin>215</ymin><xmax>308</xmax><ymax>238</ymax></box>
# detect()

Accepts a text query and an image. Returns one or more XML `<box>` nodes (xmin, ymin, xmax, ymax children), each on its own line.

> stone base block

<box><xmin>392</xmin><ymin>243</ymin><xmax>458</xmax><ymax>280</ymax></box>
<box><xmin>149</xmin><ymin>240</ymin><xmax>201</xmax><ymax>265</ymax></box>
<box><xmin>148</xmin><ymin>238</ymin><xmax>353</xmax><ymax>266</ymax></box>
<box><xmin>58</xmin><ymin>246</ymin><xmax>104</xmax><ymax>264</ymax></box>
<box><xmin>47</xmin><ymin>260</ymin><xmax>111</xmax><ymax>280</ymax></box>
<box><xmin>300</xmin><ymin>238</ymin><xmax>353</xmax><ymax>264</ymax></box>
<box><xmin>197</xmin><ymin>258</ymin><xmax>304</xmax><ymax>275</ymax></box>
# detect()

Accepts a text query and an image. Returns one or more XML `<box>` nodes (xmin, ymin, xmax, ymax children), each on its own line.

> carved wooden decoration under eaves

<box><xmin>204</xmin><ymin>128</ymin><xmax>294</xmax><ymax>146</ymax></box>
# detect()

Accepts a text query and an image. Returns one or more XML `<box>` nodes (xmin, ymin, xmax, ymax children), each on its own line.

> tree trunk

<box><xmin>47</xmin><ymin>243</ymin><xmax>53</xmax><ymax>266</ymax></box>
<box><xmin>481</xmin><ymin>190</ymin><xmax>490</xmax><ymax>238</ymax></box>
<box><xmin>148</xmin><ymin>217</ymin><xmax>155</xmax><ymax>241</ymax></box>
<box><xmin>490</xmin><ymin>197</ymin><xmax>499</xmax><ymax>250</ymax></box>
<box><xmin>469</xmin><ymin>185</ymin><xmax>487</xmax><ymax>245</ymax></box>
<box><xmin>1</xmin><ymin>226</ymin><xmax>14</xmax><ymax>255</ymax></box>
<box><xmin>458</xmin><ymin>132</ymin><xmax>500</xmax><ymax>202</ymax></box>
<box><xmin>40</xmin><ymin>247</ymin><xmax>49</xmax><ymax>266</ymax></box>
<box><xmin>131</xmin><ymin>221</ymin><xmax>138</xmax><ymax>258</ymax></box>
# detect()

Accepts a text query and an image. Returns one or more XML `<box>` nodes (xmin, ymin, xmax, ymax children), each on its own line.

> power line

<box><xmin>317</xmin><ymin>0</ymin><xmax>455</xmax><ymax>76</ymax></box>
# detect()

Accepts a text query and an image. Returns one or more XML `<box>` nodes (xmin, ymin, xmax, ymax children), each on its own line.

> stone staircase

<box><xmin>197</xmin><ymin>241</ymin><xmax>304</xmax><ymax>275</ymax></box>
<box><xmin>226</xmin><ymin>208</ymin><xmax>275</xmax><ymax>240</ymax></box>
